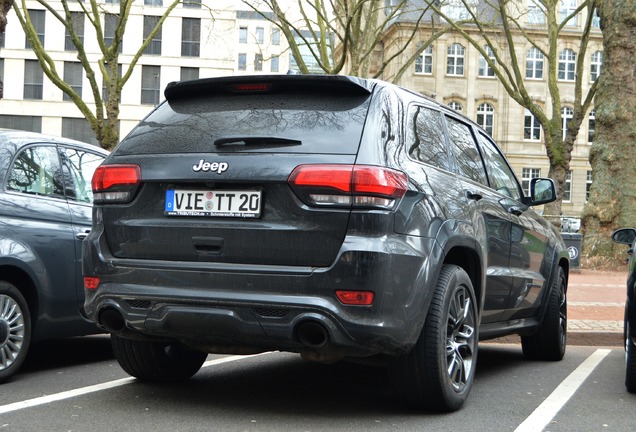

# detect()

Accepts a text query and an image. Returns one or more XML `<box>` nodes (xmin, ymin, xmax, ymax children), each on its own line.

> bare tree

<box><xmin>12</xmin><ymin>0</ymin><xmax>181</xmax><ymax>150</ymax></box>
<box><xmin>581</xmin><ymin>0</ymin><xmax>636</xmax><ymax>265</ymax></box>
<box><xmin>242</xmin><ymin>0</ymin><xmax>448</xmax><ymax>79</ymax></box>
<box><xmin>425</xmin><ymin>0</ymin><xmax>599</xmax><ymax>216</ymax></box>
<box><xmin>0</xmin><ymin>0</ymin><xmax>12</xmax><ymax>98</ymax></box>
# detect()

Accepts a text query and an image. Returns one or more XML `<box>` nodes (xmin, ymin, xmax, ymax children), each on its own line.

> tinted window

<box><xmin>476</xmin><ymin>132</ymin><xmax>522</xmax><ymax>201</ymax></box>
<box><xmin>7</xmin><ymin>145</ymin><xmax>64</xmax><ymax>197</ymax></box>
<box><xmin>445</xmin><ymin>116</ymin><xmax>487</xmax><ymax>185</ymax></box>
<box><xmin>118</xmin><ymin>92</ymin><xmax>371</xmax><ymax>155</ymax></box>
<box><xmin>406</xmin><ymin>105</ymin><xmax>449</xmax><ymax>169</ymax></box>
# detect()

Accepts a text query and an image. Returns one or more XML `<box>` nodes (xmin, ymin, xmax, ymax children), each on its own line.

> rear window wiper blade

<box><xmin>214</xmin><ymin>136</ymin><xmax>302</xmax><ymax>146</ymax></box>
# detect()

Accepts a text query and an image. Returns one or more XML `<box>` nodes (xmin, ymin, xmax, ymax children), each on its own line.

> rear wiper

<box><xmin>214</xmin><ymin>136</ymin><xmax>302</xmax><ymax>146</ymax></box>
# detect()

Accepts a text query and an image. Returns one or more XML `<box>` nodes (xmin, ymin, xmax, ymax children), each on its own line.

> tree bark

<box><xmin>582</xmin><ymin>0</ymin><xmax>636</xmax><ymax>266</ymax></box>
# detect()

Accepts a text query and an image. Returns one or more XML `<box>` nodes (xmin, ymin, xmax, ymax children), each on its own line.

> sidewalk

<box><xmin>567</xmin><ymin>268</ymin><xmax>626</xmax><ymax>346</ymax></box>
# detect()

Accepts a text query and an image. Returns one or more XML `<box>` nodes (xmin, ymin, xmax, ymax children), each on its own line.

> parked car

<box><xmin>83</xmin><ymin>75</ymin><xmax>570</xmax><ymax>411</ymax></box>
<box><xmin>611</xmin><ymin>227</ymin><xmax>636</xmax><ymax>392</ymax></box>
<box><xmin>0</xmin><ymin>129</ymin><xmax>108</xmax><ymax>382</ymax></box>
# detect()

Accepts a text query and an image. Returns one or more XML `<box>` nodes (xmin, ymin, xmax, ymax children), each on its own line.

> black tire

<box><xmin>388</xmin><ymin>264</ymin><xmax>478</xmax><ymax>412</ymax></box>
<box><xmin>625</xmin><ymin>317</ymin><xmax>636</xmax><ymax>393</ymax></box>
<box><xmin>111</xmin><ymin>334</ymin><xmax>207</xmax><ymax>382</ymax></box>
<box><xmin>521</xmin><ymin>266</ymin><xmax>567</xmax><ymax>361</ymax></box>
<box><xmin>0</xmin><ymin>281</ymin><xmax>32</xmax><ymax>383</ymax></box>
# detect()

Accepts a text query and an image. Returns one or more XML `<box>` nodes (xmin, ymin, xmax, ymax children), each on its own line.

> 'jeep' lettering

<box><xmin>192</xmin><ymin>159</ymin><xmax>229</xmax><ymax>174</ymax></box>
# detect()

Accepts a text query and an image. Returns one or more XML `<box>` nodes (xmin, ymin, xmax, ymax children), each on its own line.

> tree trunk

<box><xmin>581</xmin><ymin>0</ymin><xmax>636</xmax><ymax>267</ymax></box>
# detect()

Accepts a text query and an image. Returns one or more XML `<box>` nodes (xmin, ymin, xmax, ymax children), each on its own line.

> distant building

<box><xmin>0</xmin><ymin>0</ymin><xmax>599</xmax><ymax>217</ymax></box>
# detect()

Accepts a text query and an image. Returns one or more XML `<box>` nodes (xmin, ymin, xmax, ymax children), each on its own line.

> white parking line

<box><xmin>514</xmin><ymin>349</ymin><xmax>611</xmax><ymax>432</ymax></box>
<box><xmin>0</xmin><ymin>354</ymin><xmax>268</xmax><ymax>415</ymax></box>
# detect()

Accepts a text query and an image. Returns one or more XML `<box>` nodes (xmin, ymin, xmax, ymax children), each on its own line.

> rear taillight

<box><xmin>92</xmin><ymin>164</ymin><xmax>141</xmax><ymax>204</ymax></box>
<box><xmin>288</xmin><ymin>164</ymin><xmax>408</xmax><ymax>209</ymax></box>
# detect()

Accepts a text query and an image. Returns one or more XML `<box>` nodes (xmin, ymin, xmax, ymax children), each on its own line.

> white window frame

<box><xmin>524</xmin><ymin>109</ymin><xmax>541</xmax><ymax>141</ymax></box>
<box><xmin>446</xmin><ymin>43</ymin><xmax>465</xmax><ymax>76</ymax></box>
<box><xmin>560</xmin><ymin>0</ymin><xmax>578</xmax><ymax>26</ymax></box>
<box><xmin>526</xmin><ymin>47</ymin><xmax>544</xmax><ymax>79</ymax></box>
<box><xmin>561</xmin><ymin>106</ymin><xmax>573</xmax><ymax>140</ymax></box>
<box><xmin>478</xmin><ymin>46</ymin><xmax>495</xmax><ymax>77</ymax></box>
<box><xmin>522</xmin><ymin>168</ymin><xmax>541</xmax><ymax>197</ymax></box>
<box><xmin>590</xmin><ymin>51</ymin><xmax>603</xmax><ymax>82</ymax></box>
<box><xmin>558</xmin><ymin>49</ymin><xmax>576</xmax><ymax>81</ymax></box>
<box><xmin>476</xmin><ymin>103</ymin><xmax>494</xmax><ymax>135</ymax></box>
<box><xmin>588</xmin><ymin>110</ymin><xmax>595</xmax><ymax>143</ymax></box>
<box><xmin>415</xmin><ymin>45</ymin><xmax>433</xmax><ymax>75</ymax></box>
<box><xmin>448</xmin><ymin>101</ymin><xmax>463</xmax><ymax>112</ymax></box>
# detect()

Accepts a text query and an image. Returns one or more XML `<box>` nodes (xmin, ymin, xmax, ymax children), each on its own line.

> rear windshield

<box><xmin>116</xmin><ymin>91</ymin><xmax>372</xmax><ymax>155</ymax></box>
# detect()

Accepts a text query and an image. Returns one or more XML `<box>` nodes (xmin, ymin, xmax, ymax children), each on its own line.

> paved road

<box><xmin>0</xmin><ymin>338</ymin><xmax>634</xmax><ymax>432</ymax></box>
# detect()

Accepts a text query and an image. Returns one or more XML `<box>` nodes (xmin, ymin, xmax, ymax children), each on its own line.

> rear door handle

<box><xmin>76</xmin><ymin>230</ymin><xmax>90</xmax><ymax>240</ymax></box>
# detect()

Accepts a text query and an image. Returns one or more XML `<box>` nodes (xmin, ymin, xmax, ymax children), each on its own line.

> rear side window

<box><xmin>7</xmin><ymin>145</ymin><xmax>64</xmax><ymax>198</ymax></box>
<box><xmin>117</xmin><ymin>92</ymin><xmax>371</xmax><ymax>155</ymax></box>
<box><xmin>60</xmin><ymin>147</ymin><xmax>105</xmax><ymax>203</ymax></box>
<box><xmin>445</xmin><ymin>116</ymin><xmax>488</xmax><ymax>185</ymax></box>
<box><xmin>476</xmin><ymin>132</ymin><xmax>523</xmax><ymax>201</ymax></box>
<box><xmin>406</xmin><ymin>105</ymin><xmax>450</xmax><ymax>170</ymax></box>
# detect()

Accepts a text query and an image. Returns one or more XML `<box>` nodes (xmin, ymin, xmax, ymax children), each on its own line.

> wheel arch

<box><xmin>443</xmin><ymin>246</ymin><xmax>483</xmax><ymax>313</ymax></box>
<box><xmin>0</xmin><ymin>264</ymin><xmax>40</xmax><ymax>328</ymax></box>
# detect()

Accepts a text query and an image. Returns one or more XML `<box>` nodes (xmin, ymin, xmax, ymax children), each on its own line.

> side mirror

<box><xmin>526</xmin><ymin>178</ymin><xmax>556</xmax><ymax>206</ymax></box>
<box><xmin>611</xmin><ymin>228</ymin><xmax>636</xmax><ymax>246</ymax></box>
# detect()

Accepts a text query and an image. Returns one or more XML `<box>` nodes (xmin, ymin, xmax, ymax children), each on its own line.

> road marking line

<box><xmin>0</xmin><ymin>354</ymin><xmax>267</xmax><ymax>415</ymax></box>
<box><xmin>514</xmin><ymin>348</ymin><xmax>611</xmax><ymax>432</ymax></box>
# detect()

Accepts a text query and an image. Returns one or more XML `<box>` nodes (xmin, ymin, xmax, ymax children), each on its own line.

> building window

<box><xmin>180</xmin><ymin>67</ymin><xmax>199</xmax><ymax>81</ymax></box>
<box><xmin>105</xmin><ymin>0</ymin><xmax>120</xmax><ymax>3</ymax></box>
<box><xmin>24</xmin><ymin>60</ymin><xmax>44</xmax><ymax>100</ymax></box>
<box><xmin>65</xmin><ymin>12</ymin><xmax>84</xmax><ymax>51</ymax></box>
<box><xmin>25</xmin><ymin>10</ymin><xmax>45</xmax><ymax>49</ymax></box>
<box><xmin>524</xmin><ymin>109</ymin><xmax>541</xmax><ymax>141</ymax></box>
<box><xmin>522</xmin><ymin>168</ymin><xmax>541</xmax><ymax>196</ymax></box>
<box><xmin>238</xmin><ymin>53</ymin><xmax>247</xmax><ymax>71</ymax></box>
<box><xmin>256</xmin><ymin>27</ymin><xmax>264</xmax><ymax>44</ymax></box>
<box><xmin>239</xmin><ymin>26</ymin><xmax>248</xmax><ymax>44</ymax></box>
<box><xmin>561</xmin><ymin>106</ymin><xmax>573</xmax><ymax>140</ymax></box>
<box><xmin>526</xmin><ymin>47</ymin><xmax>544</xmax><ymax>79</ymax></box>
<box><xmin>141</xmin><ymin>65</ymin><xmax>161</xmax><ymax>105</ymax></box>
<box><xmin>563</xmin><ymin>171</ymin><xmax>572</xmax><ymax>202</ymax></box>
<box><xmin>255</xmin><ymin>53</ymin><xmax>263</xmax><ymax>72</ymax></box>
<box><xmin>144</xmin><ymin>0</ymin><xmax>162</xmax><ymax>5</ymax></box>
<box><xmin>446</xmin><ymin>43</ymin><xmax>465</xmax><ymax>76</ymax></box>
<box><xmin>63</xmin><ymin>62</ymin><xmax>82</xmax><ymax>101</ymax></box>
<box><xmin>586</xmin><ymin>170</ymin><xmax>593</xmax><ymax>201</ymax></box>
<box><xmin>588</xmin><ymin>110</ymin><xmax>595</xmax><ymax>143</ymax></box>
<box><xmin>448</xmin><ymin>101</ymin><xmax>463</xmax><ymax>112</ymax></box>
<box><xmin>478</xmin><ymin>46</ymin><xmax>495</xmax><ymax>77</ymax></box>
<box><xmin>527</xmin><ymin>0</ymin><xmax>546</xmax><ymax>24</ymax></box>
<box><xmin>415</xmin><ymin>45</ymin><xmax>433</xmax><ymax>75</ymax></box>
<box><xmin>143</xmin><ymin>16</ymin><xmax>162</xmax><ymax>55</ymax></box>
<box><xmin>442</xmin><ymin>0</ymin><xmax>474</xmax><ymax>20</ymax></box>
<box><xmin>272</xmin><ymin>28</ymin><xmax>280</xmax><ymax>45</ymax></box>
<box><xmin>558</xmin><ymin>49</ymin><xmax>576</xmax><ymax>81</ymax></box>
<box><xmin>105</xmin><ymin>14</ymin><xmax>122</xmax><ymax>53</ymax></box>
<box><xmin>183</xmin><ymin>0</ymin><xmax>202</xmax><ymax>8</ymax></box>
<box><xmin>62</xmin><ymin>117</ymin><xmax>98</xmax><ymax>145</ymax></box>
<box><xmin>0</xmin><ymin>115</ymin><xmax>42</xmax><ymax>132</ymax></box>
<box><xmin>181</xmin><ymin>18</ymin><xmax>200</xmax><ymax>57</ymax></box>
<box><xmin>590</xmin><ymin>51</ymin><xmax>603</xmax><ymax>82</ymax></box>
<box><xmin>0</xmin><ymin>59</ymin><xmax>3</xmax><ymax>84</ymax></box>
<box><xmin>271</xmin><ymin>55</ymin><xmax>279</xmax><ymax>73</ymax></box>
<box><xmin>560</xmin><ymin>0</ymin><xmax>578</xmax><ymax>26</ymax></box>
<box><xmin>477</xmin><ymin>103</ymin><xmax>495</xmax><ymax>135</ymax></box>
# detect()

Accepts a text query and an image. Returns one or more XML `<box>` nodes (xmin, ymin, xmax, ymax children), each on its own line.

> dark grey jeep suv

<box><xmin>83</xmin><ymin>75</ymin><xmax>569</xmax><ymax>411</ymax></box>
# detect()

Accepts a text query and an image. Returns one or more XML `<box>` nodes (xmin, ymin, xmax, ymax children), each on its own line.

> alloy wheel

<box><xmin>446</xmin><ymin>287</ymin><xmax>476</xmax><ymax>392</ymax></box>
<box><xmin>0</xmin><ymin>294</ymin><xmax>25</xmax><ymax>372</ymax></box>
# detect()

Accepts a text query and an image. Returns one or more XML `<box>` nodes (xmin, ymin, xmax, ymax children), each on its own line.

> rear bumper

<box><xmin>83</xmin><ymin>229</ymin><xmax>441</xmax><ymax>358</ymax></box>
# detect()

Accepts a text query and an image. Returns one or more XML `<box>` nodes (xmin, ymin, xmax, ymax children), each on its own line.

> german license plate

<box><xmin>165</xmin><ymin>189</ymin><xmax>261</xmax><ymax>218</ymax></box>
